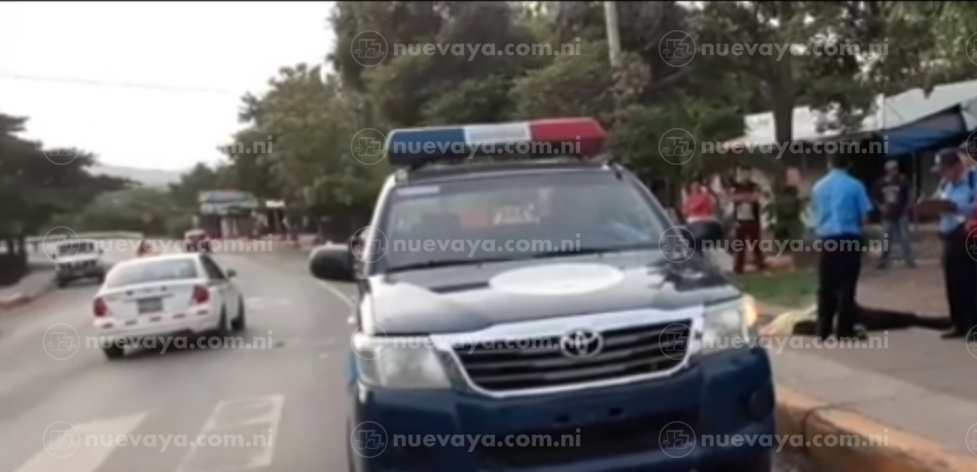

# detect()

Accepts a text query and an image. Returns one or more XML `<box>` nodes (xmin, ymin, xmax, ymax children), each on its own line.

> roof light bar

<box><xmin>385</xmin><ymin>117</ymin><xmax>606</xmax><ymax>167</ymax></box>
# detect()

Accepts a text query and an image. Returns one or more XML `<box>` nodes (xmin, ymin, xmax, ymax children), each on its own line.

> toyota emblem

<box><xmin>560</xmin><ymin>329</ymin><xmax>603</xmax><ymax>359</ymax></box>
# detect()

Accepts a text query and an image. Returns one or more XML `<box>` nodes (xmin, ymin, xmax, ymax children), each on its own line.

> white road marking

<box><xmin>243</xmin><ymin>297</ymin><xmax>293</xmax><ymax>312</ymax></box>
<box><xmin>14</xmin><ymin>412</ymin><xmax>148</xmax><ymax>472</ymax></box>
<box><xmin>316</xmin><ymin>281</ymin><xmax>354</xmax><ymax>308</ymax></box>
<box><xmin>177</xmin><ymin>394</ymin><xmax>285</xmax><ymax>472</ymax></box>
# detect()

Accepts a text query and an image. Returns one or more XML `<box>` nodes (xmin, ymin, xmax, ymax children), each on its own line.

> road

<box><xmin>0</xmin><ymin>250</ymin><xmax>817</xmax><ymax>472</ymax></box>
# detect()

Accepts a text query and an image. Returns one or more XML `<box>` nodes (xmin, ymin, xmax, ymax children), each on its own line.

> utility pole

<box><xmin>603</xmin><ymin>1</ymin><xmax>622</xmax><ymax>68</ymax></box>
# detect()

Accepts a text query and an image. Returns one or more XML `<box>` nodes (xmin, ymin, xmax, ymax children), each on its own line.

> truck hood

<box><xmin>55</xmin><ymin>254</ymin><xmax>101</xmax><ymax>264</ymax></box>
<box><xmin>361</xmin><ymin>251</ymin><xmax>740</xmax><ymax>335</ymax></box>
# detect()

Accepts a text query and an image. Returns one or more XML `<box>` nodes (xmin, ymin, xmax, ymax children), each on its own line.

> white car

<box><xmin>54</xmin><ymin>239</ymin><xmax>107</xmax><ymax>287</ymax></box>
<box><xmin>92</xmin><ymin>253</ymin><xmax>246</xmax><ymax>359</ymax></box>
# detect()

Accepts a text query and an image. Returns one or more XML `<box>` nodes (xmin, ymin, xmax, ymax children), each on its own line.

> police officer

<box><xmin>811</xmin><ymin>154</ymin><xmax>873</xmax><ymax>340</ymax></box>
<box><xmin>930</xmin><ymin>148</ymin><xmax>977</xmax><ymax>339</ymax></box>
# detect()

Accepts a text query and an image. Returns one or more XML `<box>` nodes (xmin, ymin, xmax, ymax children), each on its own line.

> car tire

<box><xmin>103</xmin><ymin>345</ymin><xmax>125</xmax><ymax>360</ymax></box>
<box><xmin>214</xmin><ymin>307</ymin><xmax>229</xmax><ymax>337</ymax></box>
<box><xmin>231</xmin><ymin>297</ymin><xmax>246</xmax><ymax>332</ymax></box>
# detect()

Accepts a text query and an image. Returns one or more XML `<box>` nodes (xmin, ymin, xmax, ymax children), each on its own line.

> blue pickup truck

<box><xmin>310</xmin><ymin>117</ymin><xmax>775</xmax><ymax>472</ymax></box>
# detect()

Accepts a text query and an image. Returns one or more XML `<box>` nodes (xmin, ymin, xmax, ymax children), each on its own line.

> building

<box><xmin>197</xmin><ymin>190</ymin><xmax>259</xmax><ymax>238</ymax></box>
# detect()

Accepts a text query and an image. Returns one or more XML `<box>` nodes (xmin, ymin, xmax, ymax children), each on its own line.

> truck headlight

<box><xmin>700</xmin><ymin>296</ymin><xmax>758</xmax><ymax>355</ymax></box>
<box><xmin>351</xmin><ymin>333</ymin><xmax>451</xmax><ymax>389</ymax></box>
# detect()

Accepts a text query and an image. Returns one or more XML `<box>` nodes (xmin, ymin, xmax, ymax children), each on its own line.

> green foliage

<box><xmin>0</xmin><ymin>112</ymin><xmax>129</xmax><ymax>239</ymax></box>
<box><xmin>420</xmin><ymin>75</ymin><xmax>515</xmax><ymax>125</ymax></box>
<box><xmin>510</xmin><ymin>40</ymin><xmax>613</xmax><ymax>120</ymax></box>
<box><xmin>167</xmin><ymin>162</ymin><xmax>229</xmax><ymax>210</ymax></box>
<box><xmin>47</xmin><ymin>187</ymin><xmax>185</xmax><ymax>237</ymax></box>
<box><xmin>214</xmin><ymin>0</ymin><xmax>977</xmax><ymax>226</ymax></box>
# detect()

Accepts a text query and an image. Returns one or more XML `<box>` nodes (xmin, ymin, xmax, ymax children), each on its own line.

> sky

<box><xmin>0</xmin><ymin>2</ymin><xmax>335</xmax><ymax>171</ymax></box>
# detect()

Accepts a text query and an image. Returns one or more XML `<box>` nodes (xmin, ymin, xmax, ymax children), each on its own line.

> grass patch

<box><xmin>730</xmin><ymin>269</ymin><xmax>817</xmax><ymax>308</ymax></box>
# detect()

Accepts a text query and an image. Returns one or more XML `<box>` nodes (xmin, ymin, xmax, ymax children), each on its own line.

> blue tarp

<box><xmin>882</xmin><ymin>108</ymin><xmax>968</xmax><ymax>158</ymax></box>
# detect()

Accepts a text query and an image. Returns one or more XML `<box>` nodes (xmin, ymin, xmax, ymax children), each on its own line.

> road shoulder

<box><xmin>772</xmin><ymin>347</ymin><xmax>977</xmax><ymax>471</ymax></box>
<box><xmin>776</xmin><ymin>384</ymin><xmax>977</xmax><ymax>472</ymax></box>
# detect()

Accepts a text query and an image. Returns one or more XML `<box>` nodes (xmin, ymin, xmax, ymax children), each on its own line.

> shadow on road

<box><xmin>791</xmin><ymin>305</ymin><xmax>953</xmax><ymax>335</ymax></box>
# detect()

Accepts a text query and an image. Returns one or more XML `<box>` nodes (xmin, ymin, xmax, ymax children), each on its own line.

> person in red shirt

<box><xmin>683</xmin><ymin>178</ymin><xmax>722</xmax><ymax>252</ymax></box>
<box><xmin>730</xmin><ymin>165</ymin><xmax>767</xmax><ymax>273</ymax></box>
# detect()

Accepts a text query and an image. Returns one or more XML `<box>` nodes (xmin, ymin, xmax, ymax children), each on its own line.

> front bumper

<box><xmin>56</xmin><ymin>263</ymin><xmax>104</xmax><ymax>279</ymax></box>
<box><xmin>348</xmin><ymin>347</ymin><xmax>774</xmax><ymax>472</ymax></box>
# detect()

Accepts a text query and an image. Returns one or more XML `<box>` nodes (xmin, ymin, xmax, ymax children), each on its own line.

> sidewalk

<box><xmin>766</xmin><ymin>260</ymin><xmax>977</xmax><ymax>469</ymax></box>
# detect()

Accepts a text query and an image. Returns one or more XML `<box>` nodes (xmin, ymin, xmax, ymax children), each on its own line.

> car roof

<box><xmin>399</xmin><ymin>159</ymin><xmax>616</xmax><ymax>185</ymax></box>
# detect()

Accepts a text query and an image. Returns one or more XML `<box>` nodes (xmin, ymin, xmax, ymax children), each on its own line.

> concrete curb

<box><xmin>776</xmin><ymin>386</ymin><xmax>977</xmax><ymax>472</ymax></box>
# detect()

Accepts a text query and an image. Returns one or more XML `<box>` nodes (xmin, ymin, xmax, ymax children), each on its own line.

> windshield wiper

<box><xmin>385</xmin><ymin>257</ymin><xmax>515</xmax><ymax>274</ymax></box>
<box><xmin>528</xmin><ymin>243</ymin><xmax>656</xmax><ymax>260</ymax></box>
<box><xmin>527</xmin><ymin>247</ymin><xmax>611</xmax><ymax>260</ymax></box>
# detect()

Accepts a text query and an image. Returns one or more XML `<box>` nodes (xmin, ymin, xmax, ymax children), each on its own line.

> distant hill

<box><xmin>89</xmin><ymin>164</ymin><xmax>184</xmax><ymax>188</ymax></box>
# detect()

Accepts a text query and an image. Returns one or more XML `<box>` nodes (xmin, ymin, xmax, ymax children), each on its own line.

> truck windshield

<box><xmin>58</xmin><ymin>242</ymin><xmax>96</xmax><ymax>255</ymax></box>
<box><xmin>374</xmin><ymin>170</ymin><xmax>670</xmax><ymax>272</ymax></box>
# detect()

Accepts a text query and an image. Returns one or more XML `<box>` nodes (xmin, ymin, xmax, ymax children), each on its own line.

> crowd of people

<box><xmin>680</xmin><ymin>164</ymin><xmax>771</xmax><ymax>274</ymax></box>
<box><xmin>680</xmin><ymin>147</ymin><xmax>977</xmax><ymax>342</ymax></box>
<box><xmin>811</xmin><ymin>148</ymin><xmax>977</xmax><ymax>342</ymax></box>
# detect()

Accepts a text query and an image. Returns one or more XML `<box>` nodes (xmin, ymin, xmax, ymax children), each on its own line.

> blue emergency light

<box><xmin>384</xmin><ymin>118</ymin><xmax>607</xmax><ymax>167</ymax></box>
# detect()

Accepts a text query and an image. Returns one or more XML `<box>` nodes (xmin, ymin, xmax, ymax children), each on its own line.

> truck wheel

<box><xmin>103</xmin><ymin>345</ymin><xmax>125</xmax><ymax>360</ymax></box>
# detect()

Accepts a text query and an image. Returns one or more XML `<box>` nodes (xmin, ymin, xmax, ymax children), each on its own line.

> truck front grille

<box><xmin>453</xmin><ymin>320</ymin><xmax>692</xmax><ymax>393</ymax></box>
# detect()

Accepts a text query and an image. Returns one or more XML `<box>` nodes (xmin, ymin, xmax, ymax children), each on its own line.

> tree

<box><xmin>0</xmin><ymin>111</ymin><xmax>127</xmax><ymax>283</ymax></box>
<box><xmin>49</xmin><ymin>187</ymin><xmax>187</xmax><ymax>237</ymax></box>
<box><xmin>221</xmin><ymin>0</ymin><xmax>974</xmax><ymax>228</ymax></box>
<box><xmin>167</xmin><ymin>162</ymin><xmax>228</xmax><ymax>210</ymax></box>
<box><xmin>222</xmin><ymin>65</ymin><xmax>386</xmax><ymax>233</ymax></box>
<box><xmin>693</xmin><ymin>2</ymin><xmax>973</xmax><ymax>145</ymax></box>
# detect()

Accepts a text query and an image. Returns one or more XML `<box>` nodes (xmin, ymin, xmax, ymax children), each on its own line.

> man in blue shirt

<box><xmin>811</xmin><ymin>154</ymin><xmax>873</xmax><ymax>340</ymax></box>
<box><xmin>929</xmin><ymin>148</ymin><xmax>977</xmax><ymax>339</ymax></box>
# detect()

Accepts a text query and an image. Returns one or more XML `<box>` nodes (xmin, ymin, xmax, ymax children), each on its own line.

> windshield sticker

<box><xmin>397</xmin><ymin>186</ymin><xmax>440</xmax><ymax>197</ymax></box>
<box><xmin>493</xmin><ymin>205</ymin><xmax>538</xmax><ymax>225</ymax></box>
<box><xmin>461</xmin><ymin>209</ymin><xmax>491</xmax><ymax>228</ymax></box>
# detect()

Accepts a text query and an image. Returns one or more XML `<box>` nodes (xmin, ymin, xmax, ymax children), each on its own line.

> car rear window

<box><xmin>105</xmin><ymin>259</ymin><xmax>200</xmax><ymax>288</ymax></box>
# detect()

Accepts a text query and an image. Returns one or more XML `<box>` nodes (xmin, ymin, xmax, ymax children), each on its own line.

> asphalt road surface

<box><xmin>0</xmin><ymin>250</ymin><xmax>817</xmax><ymax>472</ymax></box>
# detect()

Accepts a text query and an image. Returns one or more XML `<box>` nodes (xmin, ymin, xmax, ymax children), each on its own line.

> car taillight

<box><xmin>192</xmin><ymin>285</ymin><xmax>210</xmax><ymax>304</ymax></box>
<box><xmin>93</xmin><ymin>297</ymin><xmax>108</xmax><ymax>317</ymax></box>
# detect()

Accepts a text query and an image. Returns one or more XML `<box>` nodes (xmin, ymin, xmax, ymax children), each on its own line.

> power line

<box><xmin>0</xmin><ymin>72</ymin><xmax>242</xmax><ymax>95</ymax></box>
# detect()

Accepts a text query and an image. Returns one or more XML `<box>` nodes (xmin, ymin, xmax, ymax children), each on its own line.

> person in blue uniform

<box><xmin>929</xmin><ymin>148</ymin><xmax>977</xmax><ymax>339</ymax></box>
<box><xmin>811</xmin><ymin>154</ymin><xmax>873</xmax><ymax>340</ymax></box>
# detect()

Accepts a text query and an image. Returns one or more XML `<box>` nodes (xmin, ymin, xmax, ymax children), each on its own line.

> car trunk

<box><xmin>99</xmin><ymin>280</ymin><xmax>202</xmax><ymax>319</ymax></box>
